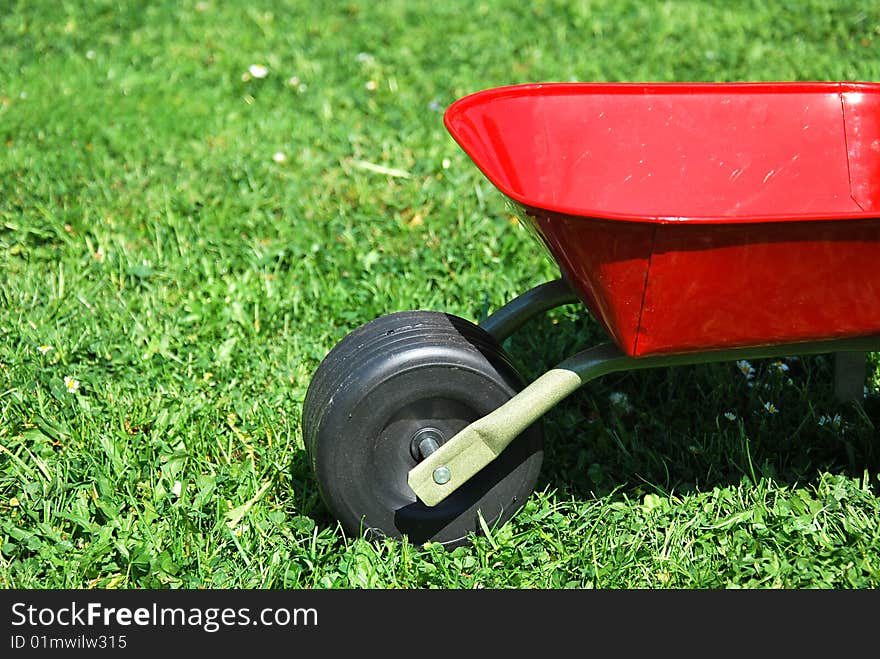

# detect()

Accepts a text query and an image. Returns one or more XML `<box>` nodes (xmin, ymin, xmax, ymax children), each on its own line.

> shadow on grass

<box><xmin>288</xmin><ymin>448</ymin><xmax>340</xmax><ymax>530</ymax></box>
<box><xmin>504</xmin><ymin>309</ymin><xmax>880</xmax><ymax>502</ymax></box>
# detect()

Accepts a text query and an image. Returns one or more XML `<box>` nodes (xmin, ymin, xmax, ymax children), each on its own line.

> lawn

<box><xmin>1</xmin><ymin>0</ymin><xmax>879</xmax><ymax>588</ymax></box>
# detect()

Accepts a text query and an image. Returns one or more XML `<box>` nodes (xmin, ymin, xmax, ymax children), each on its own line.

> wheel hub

<box><xmin>409</xmin><ymin>427</ymin><xmax>445</xmax><ymax>461</ymax></box>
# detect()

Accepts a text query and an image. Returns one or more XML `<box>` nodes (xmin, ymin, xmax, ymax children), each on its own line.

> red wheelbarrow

<box><xmin>303</xmin><ymin>82</ymin><xmax>880</xmax><ymax>547</ymax></box>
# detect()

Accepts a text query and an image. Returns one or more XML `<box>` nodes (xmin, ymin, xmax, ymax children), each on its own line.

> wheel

<box><xmin>302</xmin><ymin>310</ymin><xmax>543</xmax><ymax>547</ymax></box>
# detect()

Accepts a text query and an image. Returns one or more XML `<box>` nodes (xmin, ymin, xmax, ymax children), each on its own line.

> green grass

<box><xmin>2</xmin><ymin>0</ymin><xmax>879</xmax><ymax>588</ymax></box>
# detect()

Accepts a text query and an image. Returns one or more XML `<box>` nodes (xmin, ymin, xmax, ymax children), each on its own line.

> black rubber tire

<box><xmin>302</xmin><ymin>310</ymin><xmax>543</xmax><ymax>548</ymax></box>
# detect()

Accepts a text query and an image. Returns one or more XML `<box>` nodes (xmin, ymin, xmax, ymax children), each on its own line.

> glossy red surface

<box><xmin>637</xmin><ymin>220</ymin><xmax>880</xmax><ymax>355</ymax></box>
<box><xmin>447</xmin><ymin>82</ymin><xmax>880</xmax><ymax>356</ymax></box>
<box><xmin>519</xmin><ymin>208</ymin><xmax>655</xmax><ymax>354</ymax></box>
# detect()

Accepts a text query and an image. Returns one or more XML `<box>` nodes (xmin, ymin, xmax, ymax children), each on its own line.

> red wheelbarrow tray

<box><xmin>444</xmin><ymin>82</ymin><xmax>880</xmax><ymax>357</ymax></box>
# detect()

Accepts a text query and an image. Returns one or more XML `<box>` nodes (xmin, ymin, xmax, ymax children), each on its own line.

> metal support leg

<box><xmin>479</xmin><ymin>278</ymin><xmax>580</xmax><ymax>342</ymax></box>
<box><xmin>834</xmin><ymin>352</ymin><xmax>866</xmax><ymax>403</ymax></box>
<box><xmin>408</xmin><ymin>335</ymin><xmax>880</xmax><ymax>507</ymax></box>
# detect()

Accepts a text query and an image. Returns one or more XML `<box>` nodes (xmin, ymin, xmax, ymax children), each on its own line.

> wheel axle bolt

<box><xmin>418</xmin><ymin>436</ymin><xmax>440</xmax><ymax>458</ymax></box>
<box><xmin>411</xmin><ymin>428</ymin><xmax>444</xmax><ymax>461</ymax></box>
<box><xmin>433</xmin><ymin>466</ymin><xmax>451</xmax><ymax>485</ymax></box>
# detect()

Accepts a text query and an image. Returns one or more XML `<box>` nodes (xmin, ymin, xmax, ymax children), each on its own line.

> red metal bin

<box><xmin>444</xmin><ymin>82</ymin><xmax>880</xmax><ymax>356</ymax></box>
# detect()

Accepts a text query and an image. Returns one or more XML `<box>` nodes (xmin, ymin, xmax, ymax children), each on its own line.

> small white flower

<box><xmin>723</xmin><ymin>411</ymin><xmax>737</xmax><ymax>421</ymax></box>
<box><xmin>772</xmin><ymin>360</ymin><xmax>790</xmax><ymax>373</ymax></box>
<box><xmin>248</xmin><ymin>64</ymin><xmax>268</xmax><ymax>79</ymax></box>
<box><xmin>63</xmin><ymin>376</ymin><xmax>80</xmax><ymax>394</ymax></box>
<box><xmin>171</xmin><ymin>480</ymin><xmax>182</xmax><ymax>497</ymax></box>
<box><xmin>288</xmin><ymin>75</ymin><xmax>300</xmax><ymax>87</ymax></box>
<box><xmin>232</xmin><ymin>524</ymin><xmax>247</xmax><ymax>538</ymax></box>
<box><xmin>37</xmin><ymin>345</ymin><xmax>53</xmax><ymax>355</ymax></box>
<box><xmin>442</xmin><ymin>158</ymin><xmax>451</xmax><ymax>169</ymax></box>
<box><xmin>763</xmin><ymin>401</ymin><xmax>779</xmax><ymax>414</ymax></box>
<box><xmin>609</xmin><ymin>391</ymin><xmax>634</xmax><ymax>413</ymax></box>
<box><xmin>736</xmin><ymin>360</ymin><xmax>755</xmax><ymax>380</ymax></box>
<box><xmin>272</xmin><ymin>151</ymin><xmax>287</xmax><ymax>163</ymax></box>
<box><xmin>365</xmin><ymin>80</ymin><xmax>378</xmax><ymax>91</ymax></box>
<box><xmin>85</xmin><ymin>50</ymin><xmax>96</xmax><ymax>60</ymax></box>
